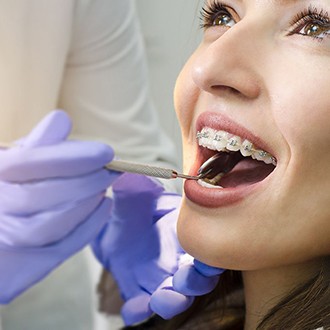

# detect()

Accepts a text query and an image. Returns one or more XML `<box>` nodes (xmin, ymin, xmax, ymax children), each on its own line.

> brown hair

<box><xmin>169</xmin><ymin>260</ymin><xmax>329</xmax><ymax>330</ymax></box>
<box><xmin>257</xmin><ymin>260</ymin><xmax>330</xmax><ymax>330</ymax></box>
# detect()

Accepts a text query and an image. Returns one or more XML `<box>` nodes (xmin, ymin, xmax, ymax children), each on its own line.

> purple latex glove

<box><xmin>149</xmin><ymin>259</ymin><xmax>225</xmax><ymax>320</ymax></box>
<box><xmin>92</xmin><ymin>173</ymin><xmax>224</xmax><ymax>325</ymax></box>
<box><xmin>0</xmin><ymin>110</ymin><xmax>119</xmax><ymax>303</ymax></box>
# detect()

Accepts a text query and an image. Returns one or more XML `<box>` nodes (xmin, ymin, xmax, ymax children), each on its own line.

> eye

<box><xmin>297</xmin><ymin>22</ymin><xmax>330</xmax><ymax>39</ymax></box>
<box><xmin>213</xmin><ymin>13</ymin><xmax>235</xmax><ymax>28</ymax></box>
<box><xmin>289</xmin><ymin>6</ymin><xmax>330</xmax><ymax>40</ymax></box>
<box><xmin>200</xmin><ymin>1</ymin><xmax>237</xmax><ymax>29</ymax></box>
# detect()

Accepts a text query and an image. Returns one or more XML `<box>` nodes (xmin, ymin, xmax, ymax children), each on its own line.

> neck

<box><xmin>242</xmin><ymin>259</ymin><xmax>322</xmax><ymax>330</ymax></box>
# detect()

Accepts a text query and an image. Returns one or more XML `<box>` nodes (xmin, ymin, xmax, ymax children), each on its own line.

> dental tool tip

<box><xmin>172</xmin><ymin>171</ymin><xmax>200</xmax><ymax>180</ymax></box>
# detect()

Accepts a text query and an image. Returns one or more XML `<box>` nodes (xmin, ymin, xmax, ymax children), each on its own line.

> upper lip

<box><xmin>196</xmin><ymin>111</ymin><xmax>276</xmax><ymax>158</ymax></box>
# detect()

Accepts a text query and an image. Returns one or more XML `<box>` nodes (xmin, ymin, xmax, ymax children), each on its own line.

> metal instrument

<box><xmin>106</xmin><ymin>160</ymin><xmax>201</xmax><ymax>180</ymax></box>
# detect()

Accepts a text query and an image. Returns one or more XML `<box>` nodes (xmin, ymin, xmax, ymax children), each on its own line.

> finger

<box><xmin>172</xmin><ymin>264</ymin><xmax>220</xmax><ymax>296</ymax></box>
<box><xmin>0</xmin><ymin>197</ymin><xmax>112</xmax><ymax>303</ymax></box>
<box><xmin>0</xmin><ymin>169</ymin><xmax>116</xmax><ymax>215</ymax></box>
<box><xmin>194</xmin><ymin>259</ymin><xmax>225</xmax><ymax>277</ymax></box>
<box><xmin>0</xmin><ymin>141</ymin><xmax>114</xmax><ymax>182</ymax></box>
<box><xmin>154</xmin><ymin>193</ymin><xmax>182</xmax><ymax>220</ymax></box>
<box><xmin>19</xmin><ymin>110</ymin><xmax>72</xmax><ymax>148</ymax></box>
<box><xmin>134</xmin><ymin>259</ymin><xmax>173</xmax><ymax>294</ymax></box>
<box><xmin>52</xmin><ymin>197</ymin><xmax>112</xmax><ymax>254</ymax></box>
<box><xmin>121</xmin><ymin>293</ymin><xmax>153</xmax><ymax>326</ymax></box>
<box><xmin>111</xmin><ymin>173</ymin><xmax>164</xmax><ymax>231</ymax></box>
<box><xmin>0</xmin><ymin>194</ymin><xmax>106</xmax><ymax>247</ymax></box>
<box><xmin>150</xmin><ymin>281</ymin><xmax>194</xmax><ymax>320</ymax></box>
<box><xmin>133</xmin><ymin>209</ymin><xmax>182</xmax><ymax>294</ymax></box>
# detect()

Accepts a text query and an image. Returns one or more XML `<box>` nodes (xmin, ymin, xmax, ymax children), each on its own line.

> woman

<box><xmin>139</xmin><ymin>0</ymin><xmax>330</xmax><ymax>328</ymax></box>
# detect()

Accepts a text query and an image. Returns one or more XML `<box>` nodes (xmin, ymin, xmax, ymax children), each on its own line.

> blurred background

<box><xmin>137</xmin><ymin>0</ymin><xmax>202</xmax><ymax>167</ymax></box>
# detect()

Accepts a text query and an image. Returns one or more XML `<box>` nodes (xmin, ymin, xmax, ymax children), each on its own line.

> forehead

<box><xmin>204</xmin><ymin>0</ymin><xmax>330</xmax><ymax>11</ymax></box>
<box><xmin>204</xmin><ymin>0</ymin><xmax>326</xmax><ymax>4</ymax></box>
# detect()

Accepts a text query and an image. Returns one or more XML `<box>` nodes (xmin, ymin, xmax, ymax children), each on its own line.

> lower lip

<box><xmin>184</xmin><ymin>176</ymin><xmax>261</xmax><ymax>208</ymax></box>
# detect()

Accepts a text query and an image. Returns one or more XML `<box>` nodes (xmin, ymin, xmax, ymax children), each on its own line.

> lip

<box><xmin>184</xmin><ymin>111</ymin><xmax>276</xmax><ymax>208</ymax></box>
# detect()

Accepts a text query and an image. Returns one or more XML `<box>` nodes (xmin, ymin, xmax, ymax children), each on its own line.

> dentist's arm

<box><xmin>0</xmin><ymin>110</ymin><xmax>119</xmax><ymax>303</ymax></box>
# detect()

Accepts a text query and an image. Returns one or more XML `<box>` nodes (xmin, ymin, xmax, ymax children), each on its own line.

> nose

<box><xmin>192</xmin><ymin>23</ymin><xmax>264</xmax><ymax>100</ymax></box>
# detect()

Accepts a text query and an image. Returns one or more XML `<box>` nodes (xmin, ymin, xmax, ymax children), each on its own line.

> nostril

<box><xmin>192</xmin><ymin>58</ymin><xmax>261</xmax><ymax>99</ymax></box>
<box><xmin>211</xmin><ymin>85</ymin><xmax>241</xmax><ymax>95</ymax></box>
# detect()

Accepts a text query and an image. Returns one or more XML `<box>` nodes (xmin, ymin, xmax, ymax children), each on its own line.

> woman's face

<box><xmin>175</xmin><ymin>0</ymin><xmax>330</xmax><ymax>270</ymax></box>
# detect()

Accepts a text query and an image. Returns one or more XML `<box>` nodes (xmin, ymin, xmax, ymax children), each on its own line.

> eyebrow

<box><xmin>265</xmin><ymin>0</ymin><xmax>304</xmax><ymax>4</ymax></box>
<box><xmin>206</xmin><ymin>0</ymin><xmax>319</xmax><ymax>6</ymax></box>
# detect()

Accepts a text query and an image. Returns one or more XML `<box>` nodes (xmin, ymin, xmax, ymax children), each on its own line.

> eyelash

<box><xmin>199</xmin><ymin>1</ymin><xmax>232</xmax><ymax>30</ymax></box>
<box><xmin>288</xmin><ymin>6</ymin><xmax>330</xmax><ymax>40</ymax></box>
<box><xmin>200</xmin><ymin>1</ymin><xmax>330</xmax><ymax>41</ymax></box>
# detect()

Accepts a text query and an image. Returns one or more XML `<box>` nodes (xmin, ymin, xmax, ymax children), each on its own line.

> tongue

<box><xmin>219</xmin><ymin>158</ymin><xmax>274</xmax><ymax>188</ymax></box>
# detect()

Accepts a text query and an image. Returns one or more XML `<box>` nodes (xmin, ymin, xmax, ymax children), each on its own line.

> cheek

<box><xmin>273</xmin><ymin>84</ymin><xmax>330</xmax><ymax>149</ymax></box>
<box><xmin>264</xmin><ymin>60</ymin><xmax>330</xmax><ymax>259</ymax></box>
<box><xmin>271</xmin><ymin>63</ymin><xmax>330</xmax><ymax>197</ymax></box>
<box><xmin>269</xmin><ymin>53</ymin><xmax>330</xmax><ymax>154</ymax></box>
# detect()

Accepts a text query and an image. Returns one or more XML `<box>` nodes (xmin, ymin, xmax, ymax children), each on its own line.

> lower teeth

<box><xmin>206</xmin><ymin>172</ymin><xmax>224</xmax><ymax>185</ymax></box>
<box><xmin>198</xmin><ymin>179</ymin><xmax>223</xmax><ymax>189</ymax></box>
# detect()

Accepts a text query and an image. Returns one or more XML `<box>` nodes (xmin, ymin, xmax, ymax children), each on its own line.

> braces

<box><xmin>197</xmin><ymin>127</ymin><xmax>277</xmax><ymax>166</ymax></box>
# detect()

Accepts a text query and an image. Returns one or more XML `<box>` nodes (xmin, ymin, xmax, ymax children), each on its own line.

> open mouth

<box><xmin>196</xmin><ymin>127</ymin><xmax>277</xmax><ymax>189</ymax></box>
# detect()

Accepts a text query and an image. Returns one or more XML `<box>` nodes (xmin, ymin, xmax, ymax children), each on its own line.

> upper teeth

<box><xmin>197</xmin><ymin>127</ymin><xmax>277</xmax><ymax>166</ymax></box>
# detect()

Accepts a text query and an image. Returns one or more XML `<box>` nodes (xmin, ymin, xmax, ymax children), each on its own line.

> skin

<box><xmin>174</xmin><ymin>0</ymin><xmax>330</xmax><ymax>327</ymax></box>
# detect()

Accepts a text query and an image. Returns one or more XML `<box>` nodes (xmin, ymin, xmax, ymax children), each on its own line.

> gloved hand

<box><xmin>149</xmin><ymin>258</ymin><xmax>225</xmax><ymax>320</ymax></box>
<box><xmin>92</xmin><ymin>173</ymin><xmax>224</xmax><ymax>325</ymax></box>
<box><xmin>0</xmin><ymin>110</ymin><xmax>119</xmax><ymax>304</ymax></box>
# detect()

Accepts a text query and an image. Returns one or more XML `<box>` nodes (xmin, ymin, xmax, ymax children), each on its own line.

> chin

<box><xmin>177</xmin><ymin>198</ymin><xmax>323</xmax><ymax>271</ymax></box>
<box><xmin>176</xmin><ymin>200</ymin><xmax>256</xmax><ymax>270</ymax></box>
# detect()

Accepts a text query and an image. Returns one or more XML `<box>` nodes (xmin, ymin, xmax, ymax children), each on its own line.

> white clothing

<box><xmin>0</xmin><ymin>0</ymin><xmax>177</xmax><ymax>167</ymax></box>
<box><xmin>0</xmin><ymin>0</ymin><xmax>178</xmax><ymax>329</ymax></box>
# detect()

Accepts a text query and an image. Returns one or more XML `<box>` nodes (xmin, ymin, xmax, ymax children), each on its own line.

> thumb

<box><xmin>111</xmin><ymin>173</ymin><xmax>164</xmax><ymax>229</ymax></box>
<box><xmin>19</xmin><ymin>110</ymin><xmax>72</xmax><ymax>148</ymax></box>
